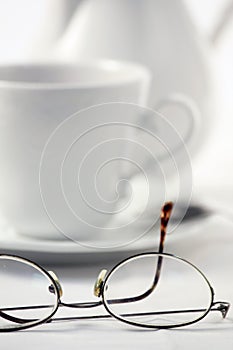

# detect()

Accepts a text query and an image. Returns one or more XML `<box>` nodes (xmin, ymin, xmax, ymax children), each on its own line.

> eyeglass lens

<box><xmin>103</xmin><ymin>253</ymin><xmax>213</xmax><ymax>328</ymax></box>
<box><xmin>0</xmin><ymin>256</ymin><xmax>58</xmax><ymax>331</ymax></box>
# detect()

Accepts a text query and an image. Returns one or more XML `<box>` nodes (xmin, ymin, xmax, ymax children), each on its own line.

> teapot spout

<box><xmin>54</xmin><ymin>0</ymin><xmax>93</xmax><ymax>61</ymax></box>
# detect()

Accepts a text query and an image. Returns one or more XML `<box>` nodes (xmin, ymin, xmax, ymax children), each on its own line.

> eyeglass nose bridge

<box><xmin>94</xmin><ymin>269</ymin><xmax>108</xmax><ymax>297</ymax></box>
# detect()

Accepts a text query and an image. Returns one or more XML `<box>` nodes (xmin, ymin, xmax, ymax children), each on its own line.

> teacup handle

<box><xmin>120</xmin><ymin>93</ymin><xmax>200</xmax><ymax>187</ymax></box>
<box><xmin>153</xmin><ymin>93</ymin><xmax>201</xmax><ymax>158</ymax></box>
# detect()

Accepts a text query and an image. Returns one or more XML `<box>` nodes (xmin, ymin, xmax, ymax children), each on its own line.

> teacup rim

<box><xmin>0</xmin><ymin>59</ymin><xmax>151</xmax><ymax>90</ymax></box>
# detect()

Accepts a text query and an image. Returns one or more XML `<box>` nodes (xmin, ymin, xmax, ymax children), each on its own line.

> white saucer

<box><xmin>0</xmin><ymin>198</ymin><xmax>217</xmax><ymax>266</ymax></box>
<box><xmin>0</xmin><ymin>225</ymin><xmax>159</xmax><ymax>266</ymax></box>
<box><xmin>0</xmin><ymin>213</ymin><xmax>206</xmax><ymax>266</ymax></box>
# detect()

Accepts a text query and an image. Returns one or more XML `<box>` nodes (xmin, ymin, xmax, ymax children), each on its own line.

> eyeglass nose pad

<box><xmin>94</xmin><ymin>269</ymin><xmax>108</xmax><ymax>297</ymax></box>
<box><xmin>48</xmin><ymin>270</ymin><xmax>63</xmax><ymax>298</ymax></box>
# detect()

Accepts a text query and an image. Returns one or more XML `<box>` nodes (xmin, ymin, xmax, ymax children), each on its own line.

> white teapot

<box><xmin>54</xmin><ymin>0</ymin><xmax>213</xmax><ymax>156</ymax></box>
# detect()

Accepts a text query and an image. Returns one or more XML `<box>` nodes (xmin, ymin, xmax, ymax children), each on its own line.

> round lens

<box><xmin>103</xmin><ymin>253</ymin><xmax>213</xmax><ymax>328</ymax></box>
<box><xmin>0</xmin><ymin>255</ymin><xmax>58</xmax><ymax>331</ymax></box>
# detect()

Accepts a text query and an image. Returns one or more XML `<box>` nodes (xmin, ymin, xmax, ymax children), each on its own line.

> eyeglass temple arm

<box><xmin>151</xmin><ymin>201</ymin><xmax>173</xmax><ymax>287</ymax></box>
<box><xmin>1</xmin><ymin>300</ymin><xmax>229</xmax><ymax>327</ymax></box>
<box><xmin>57</xmin><ymin>300</ymin><xmax>230</xmax><ymax>319</ymax></box>
<box><xmin>48</xmin><ymin>301</ymin><xmax>230</xmax><ymax>324</ymax></box>
<box><xmin>46</xmin><ymin>301</ymin><xmax>230</xmax><ymax>328</ymax></box>
<box><xmin>104</xmin><ymin>202</ymin><xmax>173</xmax><ymax>304</ymax></box>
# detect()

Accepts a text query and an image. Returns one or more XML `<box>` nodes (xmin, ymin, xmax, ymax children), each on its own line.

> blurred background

<box><xmin>184</xmin><ymin>0</ymin><xmax>233</xmax><ymax>197</ymax></box>
<box><xmin>0</xmin><ymin>0</ymin><xmax>232</xmax><ymax>189</ymax></box>
<box><xmin>0</xmin><ymin>0</ymin><xmax>232</xmax><ymax>264</ymax></box>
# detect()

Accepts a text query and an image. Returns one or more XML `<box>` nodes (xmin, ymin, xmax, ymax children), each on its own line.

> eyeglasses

<box><xmin>0</xmin><ymin>202</ymin><xmax>230</xmax><ymax>332</ymax></box>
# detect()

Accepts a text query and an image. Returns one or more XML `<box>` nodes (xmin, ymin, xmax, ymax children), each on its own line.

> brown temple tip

<box><xmin>161</xmin><ymin>202</ymin><xmax>174</xmax><ymax>229</ymax></box>
<box><xmin>158</xmin><ymin>201</ymin><xmax>174</xmax><ymax>253</ymax></box>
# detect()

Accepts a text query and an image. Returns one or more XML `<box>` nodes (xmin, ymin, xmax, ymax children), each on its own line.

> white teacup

<box><xmin>0</xmin><ymin>60</ymin><xmax>198</xmax><ymax>243</ymax></box>
<box><xmin>0</xmin><ymin>60</ymin><xmax>150</xmax><ymax>240</ymax></box>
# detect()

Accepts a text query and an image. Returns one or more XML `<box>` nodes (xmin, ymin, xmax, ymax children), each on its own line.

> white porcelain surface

<box><xmin>0</xmin><ymin>61</ymin><xmax>150</xmax><ymax>240</ymax></box>
<box><xmin>56</xmin><ymin>0</ymin><xmax>212</xmax><ymax>156</ymax></box>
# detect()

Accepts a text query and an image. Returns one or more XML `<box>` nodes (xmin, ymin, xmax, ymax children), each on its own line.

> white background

<box><xmin>0</xmin><ymin>0</ymin><xmax>233</xmax><ymax>348</ymax></box>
